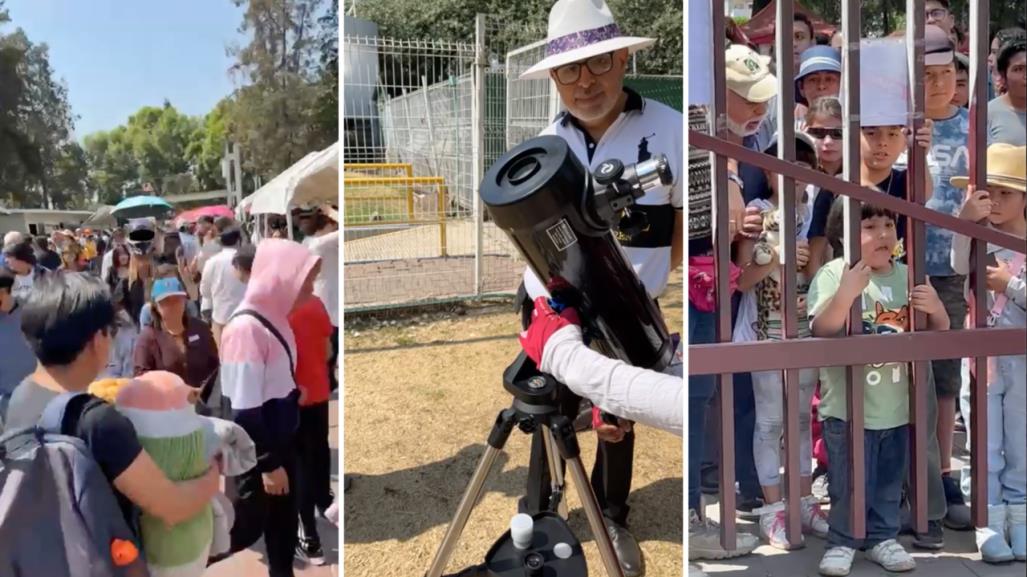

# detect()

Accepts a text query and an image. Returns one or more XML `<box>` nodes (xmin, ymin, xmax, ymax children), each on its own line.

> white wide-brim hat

<box><xmin>519</xmin><ymin>0</ymin><xmax>655</xmax><ymax>80</ymax></box>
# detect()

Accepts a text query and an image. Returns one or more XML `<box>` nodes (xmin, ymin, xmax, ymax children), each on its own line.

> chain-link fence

<box><xmin>343</xmin><ymin>15</ymin><xmax>681</xmax><ymax>312</ymax></box>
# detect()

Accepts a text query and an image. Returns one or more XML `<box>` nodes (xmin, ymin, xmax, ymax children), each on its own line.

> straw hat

<box><xmin>519</xmin><ymin>0</ymin><xmax>654</xmax><ymax>80</ymax></box>
<box><xmin>951</xmin><ymin>143</ymin><xmax>1027</xmax><ymax>193</ymax></box>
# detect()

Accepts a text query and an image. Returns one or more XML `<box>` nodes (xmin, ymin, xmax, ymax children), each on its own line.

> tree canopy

<box><xmin>0</xmin><ymin>0</ymin><xmax>339</xmax><ymax>210</ymax></box>
<box><xmin>352</xmin><ymin>0</ymin><xmax>682</xmax><ymax>75</ymax></box>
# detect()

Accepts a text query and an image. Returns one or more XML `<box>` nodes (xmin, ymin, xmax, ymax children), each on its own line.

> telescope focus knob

<box><xmin>593</xmin><ymin>159</ymin><xmax>625</xmax><ymax>186</ymax></box>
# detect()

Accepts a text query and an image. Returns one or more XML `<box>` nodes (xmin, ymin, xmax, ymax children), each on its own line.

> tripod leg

<box><xmin>541</xmin><ymin>426</ymin><xmax>569</xmax><ymax>519</ymax></box>
<box><xmin>549</xmin><ymin>416</ymin><xmax>625</xmax><ymax>577</ymax></box>
<box><xmin>426</xmin><ymin>409</ymin><xmax>518</xmax><ymax>577</ymax></box>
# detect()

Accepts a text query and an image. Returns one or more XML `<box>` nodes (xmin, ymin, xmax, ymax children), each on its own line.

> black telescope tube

<box><xmin>480</xmin><ymin>135</ymin><xmax>673</xmax><ymax>370</ymax></box>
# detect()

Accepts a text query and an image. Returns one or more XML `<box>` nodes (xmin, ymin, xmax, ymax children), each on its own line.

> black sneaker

<box><xmin>296</xmin><ymin>537</ymin><xmax>327</xmax><ymax>566</ymax></box>
<box><xmin>912</xmin><ymin>520</ymin><xmax>945</xmax><ymax>550</ymax></box>
<box><xmin>736</xmin><ymin>496</ymin><xmax>765</xmax><ymax>521</ymax></box>
<box><xmin>942</xmin><ymin>475</ymin><xmax>972</xmax><ymax>530</ymax></box>
<box><xmin>700</xmin><ymin>465</ymin><xmax>720</xmax><ymax>495</ymax></box>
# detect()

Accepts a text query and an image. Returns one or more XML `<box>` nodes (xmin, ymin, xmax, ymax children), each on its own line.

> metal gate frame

<box><xmin>691</xmin><ymin>0</ymin><xmax>1026</xmax><ymax>549</ymax></box>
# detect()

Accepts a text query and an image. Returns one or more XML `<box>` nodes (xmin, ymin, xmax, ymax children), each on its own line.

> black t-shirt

<box><xmin>808</xmin><ymin>168</ymin><xmax>909</xmax><ymax>244</ymax></box>
<box><xmin>3</xmin><ymin>377</ymin><xmax>144</xmax><ymax>525</ymax></box>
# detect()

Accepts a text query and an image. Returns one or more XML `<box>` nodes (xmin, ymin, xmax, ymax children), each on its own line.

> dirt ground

<box><xmin>343</xmin><ymin>271</ymin><xmax>684</xmax><ymax>576</ymax></box>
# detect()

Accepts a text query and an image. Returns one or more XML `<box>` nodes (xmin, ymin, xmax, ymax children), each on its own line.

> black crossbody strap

<box><xmin>230</xmin><ymin>309</ymin><xmax>295</xmax><ymax>377</ymax></box>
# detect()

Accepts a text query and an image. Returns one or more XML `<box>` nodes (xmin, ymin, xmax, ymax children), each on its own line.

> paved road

<box><xmin>205</xmin><ymin>397</ymin><xmax>339</xmax><ymax>576</ymax></box>
<box><xmin>697</xmin><ymin>445</ymin><xmax>1023</xmax><ymax>576</ymax></box>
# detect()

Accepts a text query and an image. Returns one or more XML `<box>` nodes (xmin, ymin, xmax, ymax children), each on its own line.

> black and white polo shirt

<box><xmin>523</xmin><ymin>87</ymin><xmax>684</xmax><ymax>299</ymax></box>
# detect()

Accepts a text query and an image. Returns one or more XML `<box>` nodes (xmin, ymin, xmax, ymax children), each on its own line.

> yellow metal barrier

<box><xmin>342</xmin><ymin>163</ymin><xmax>414</xmax><ymax>180</ymax></box>
<box><xmin>343</xmin><ymin>175</ymin><xmax>449</xmax><ymax>256</ymax></box>
<box><xmin>344</xmin><ymin>164</ymin><xmax>417</xmax><ymax>213</ymax></box>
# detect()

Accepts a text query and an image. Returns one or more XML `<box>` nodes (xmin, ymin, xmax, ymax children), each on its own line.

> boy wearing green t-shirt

<box><xmin>809</xmin><ymin>203</ymin><xmax>950</xmax><ymax>576</ymax></box>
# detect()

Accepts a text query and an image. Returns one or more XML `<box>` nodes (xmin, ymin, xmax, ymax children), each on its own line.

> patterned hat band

<box><xmin>546</xmin><ymin>23</ymin><xmax>622</xmax><ymax>57</ymax></box>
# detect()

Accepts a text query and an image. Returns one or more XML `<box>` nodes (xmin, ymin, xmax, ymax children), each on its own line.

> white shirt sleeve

<box><xmin>539</xmin><ymin>325</ymin><xmax>682</xmax><ymax>436</ymax></box>
<box><xmin>101</xmin><ymin>250</ymin><xmax>114</xmax><ymax>281</ymax></box>
<box><xmin>950</xmin><ymin>232</ymin><xmax>972</xmax><ymax>276</ymax></box>
<box><xmin>200</xmin><ymin>257</ymin><xmax>216</xmax><ymax>313</ymax></box>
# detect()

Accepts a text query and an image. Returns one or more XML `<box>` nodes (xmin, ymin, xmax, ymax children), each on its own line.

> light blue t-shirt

<box><xmin>924</xmin><ymin>107</ymin><xmax>970</xmax><ymax>277</ymax></box>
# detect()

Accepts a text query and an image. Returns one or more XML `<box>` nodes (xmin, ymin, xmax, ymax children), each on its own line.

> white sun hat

<box><xmin>519</xmin><ymin>0</ymin><xmax>655</xmax><ymax>80</ymax></box>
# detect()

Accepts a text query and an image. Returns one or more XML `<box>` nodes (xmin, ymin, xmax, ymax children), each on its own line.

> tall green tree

<box><xmin>226</xmin><ymin>0</ymin><xmax>333</xmax><ymax>180</ymax></box>
<box><xmin>0</xmin><ymin>7</ymin><xmax>83</xmax><ymax>210</ymax></box>
<box><xmin>188</xmin><ymin>98</ymin><xmax>232</xmax><ymax>191</ymax></box>
<box><xmin>82</xmin><ymin>102</ymin><xmax>201</xmax><ymax>204</ymax></box>
<box><xmin>313</xmin><ymin>0</ymin><xmax>339</xmax><ymax>143</ymax></box>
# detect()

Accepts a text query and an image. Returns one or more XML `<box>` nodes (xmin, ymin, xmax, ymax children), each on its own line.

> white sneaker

<box><xmin>757</xmin><ymin>501</ymin><xmax>804</xmax><ymax>550</ymax></box>
<box><xmin>818</xmin><ymin>546</ymin><xmax>855</xmax><ymax>576</ymax></box>
<box><xmin>800</xmin><ymin>494</ymin><xmax>830</xmax><ymax>538</ymax></box>
<box><xmin>688</xmin><ymin>563</ymin><xmax>708</xmax><ymax>577</ymax></box>
<box><xmin>867</xmin><ymin>539</ymin><xmax>916</xmax><ymax>572</ymax></box>
<box><xmin>688</xmin><ymin>509</ymin><xmax>759</xmax><ymax>560</ymax></box>
<box><xmin>979</xmin><ymin>503</ymin><xmax>1015</xmax><ymax>563</ymax></box>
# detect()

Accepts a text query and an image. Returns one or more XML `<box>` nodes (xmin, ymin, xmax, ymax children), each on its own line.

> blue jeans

<box><xmin>823</xmin><ymin>418</ymin><xmax>909</xmax><ymax>549</ymax></box>
<box><xmin>698</xmin><ymin>293</ymin><xmax>761</xmax><ymax>502</ymax></box>
<box><xmin>960</xmin><ymin>354</ymin><xmax>1027</xmax><ymax>506</ymax></box>
<box><xmin>723</xmin><ymin>371</ymin><xmax>762</xmax><ymax>500</ymax></box>
<box><xmin>689</xmin><ymin>303</ymin><xmax>717</xmax><ymax>511</ymax></box>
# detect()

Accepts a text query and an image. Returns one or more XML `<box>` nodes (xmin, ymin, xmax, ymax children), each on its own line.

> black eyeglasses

<box><xmin>926</xmin><ymin>8</ymin><xmax>948</xmax><ymax>20</ymax></box>
<box><xmin>808</xmin><ymin>127</ymin><xmax>843</xmax><ymax>140</ymax></box>
<box><xmin>553</xmin><ymin>52</ymin><xmax>615</xmax><ymax>85</ymax></box>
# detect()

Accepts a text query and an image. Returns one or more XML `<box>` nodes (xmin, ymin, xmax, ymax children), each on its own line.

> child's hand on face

<box><xmin>959</xmin><ymin>185</ymin><xmax>993</xmax><ymax>222</ymax></box>
<box><xmin>986</xmin><ymin>260</ymin><xmax>1014</xmax><ymax>293</ymax></box>
<box><xmin>911</xmin><ymin>283</ymin><xmax>944</xmax><ymax>316</ymax></box>
<box><xmin>838</xmin><ymin>260</ymin><xmax>872</xmax><ymax>302</ymax></box>
<box><xmin>912</xmin><ymin>119</ymin><xmax>934</xmax><ymax>150</ymax></box>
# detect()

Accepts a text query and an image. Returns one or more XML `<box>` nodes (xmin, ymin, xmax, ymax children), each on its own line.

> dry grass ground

<box><xmin>343</xmin><ymin>271</ymin><xmax>684</xmax><ymax>576</ymax></box>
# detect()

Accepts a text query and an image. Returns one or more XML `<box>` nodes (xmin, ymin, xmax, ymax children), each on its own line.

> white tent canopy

<box><xmin>84</xmin><ymin>204</ymin><xmax>117</xmax><ymax>227</ymax></box>
<box><xmin>239</xmin><ymin>142</ymin><xmax>339</xmax><ymax>216</ymax></box>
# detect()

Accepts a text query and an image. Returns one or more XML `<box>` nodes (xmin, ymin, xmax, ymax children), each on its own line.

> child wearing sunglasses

<box><xmin>805</xmin><ymin>97</ymin><xmax>845</xmax><ymax>278</ymax></box>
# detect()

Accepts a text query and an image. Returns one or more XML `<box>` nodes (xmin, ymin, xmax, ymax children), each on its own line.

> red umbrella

<box><xmin>175</xmin><ymin>205</ymin><xmax>234</xmax><ymax>226</ymax></box>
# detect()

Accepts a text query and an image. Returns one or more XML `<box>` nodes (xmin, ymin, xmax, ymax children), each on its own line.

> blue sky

<box><xmin>5</xmin><ymin>0</ymin><xmax>247</xmax><ymax>138</ymax></box>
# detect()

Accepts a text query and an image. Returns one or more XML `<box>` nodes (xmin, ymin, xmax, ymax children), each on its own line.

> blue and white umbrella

<box><xmin>112</xmin><ymin>195</ymin><xmax>174</xmax><ymax>219</ymax></box>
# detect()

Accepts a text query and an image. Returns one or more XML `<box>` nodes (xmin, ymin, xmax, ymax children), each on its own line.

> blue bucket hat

<box><xmin>151</xmin><ymin>277</ymin><xmax>188</xmax><ymax>303</ymax></box>
<box><xmin>795</xmin><ymin>46</ymin><xmax>842</xmax><ymax>105</ymax></box>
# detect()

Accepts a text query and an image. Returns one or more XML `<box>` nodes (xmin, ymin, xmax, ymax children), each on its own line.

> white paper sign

<box><xmin>859</xmin><ymin>38</ymin><xmax>910</xmax><ymax>127</ymax></box>
<box><xmin>688</xmin><ymin>0</ymin><xmax>713</xmax><ymax>106</ymax></box>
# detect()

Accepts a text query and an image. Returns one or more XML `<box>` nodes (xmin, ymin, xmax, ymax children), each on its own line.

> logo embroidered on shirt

<box><xmin>638</xmin><ymin>133</ymin><xmax>656</xmax><ymax>162</ymax></box>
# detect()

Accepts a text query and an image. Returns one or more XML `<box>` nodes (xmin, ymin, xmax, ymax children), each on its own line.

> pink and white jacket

<box><xmin>219</xmin><ymin>239</ymin><xmax>320</xmax><ymax>473</ymax></box>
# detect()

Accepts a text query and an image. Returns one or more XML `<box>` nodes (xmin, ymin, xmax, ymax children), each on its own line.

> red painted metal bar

<box><xmin>689</xmin><ymin>327</ymin><xmax>1026</xmax><ymax>375</ymax></box>
<box><xmin>841</xmin><ymin>0</ymin><xmax>866</xmax><ymax>540</ymax></box>
<box><xmin>906</xmin><ymin>0</ymin><xmax>929</xmax><ymax>535</ymax></box>
<box><xmin>968</xmin><ymin>0</ymin><xmax>991</xmax><ymax>529</ymax></box>
<box><xmin>709</xmin><ymin>1</ymin><xmax>737</xmax><ymax>550</ymax></box>
<box><xmin>689</xmin><ymin>132</ymin><xmax>1024</xmax><ymax>252</ymax></box>
<box><xmin>774</xmin><ymin>0</ymin><xmax>803</xmax><ymax>547</ymax></box>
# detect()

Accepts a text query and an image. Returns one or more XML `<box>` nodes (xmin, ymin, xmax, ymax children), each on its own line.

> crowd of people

<box><xmin>689</xmin><ymin>2</ymin><xmax>1025</xmax><ymax>576</ymax></box>
<box><xmin>0</xmin><ymin>204</ymin><xmax>340</xmax><ymax>577</ymax></box>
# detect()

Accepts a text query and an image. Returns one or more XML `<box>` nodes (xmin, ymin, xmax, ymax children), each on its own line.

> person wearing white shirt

<box><xmin>199</xmin><ymin>228</ymin><xmax>248</xmax><ymax>347</ymax></box>
<box><xmin>514</xmin><ymin>1</ymin><xmax>683</xmax><ymax>573</ymax></box>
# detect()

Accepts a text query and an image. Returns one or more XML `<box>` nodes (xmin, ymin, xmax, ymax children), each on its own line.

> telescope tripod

<box><xmin>425</xmin><ymin>353</ymin><xmax>625</xmax><ymax>577</ymax></box>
